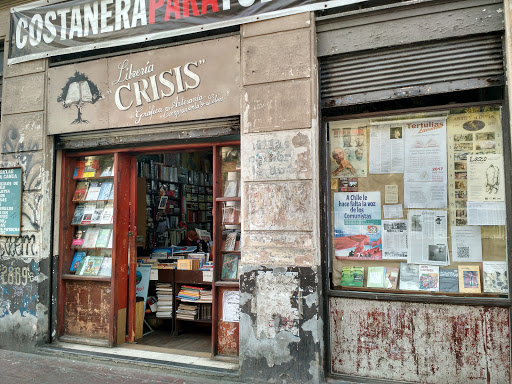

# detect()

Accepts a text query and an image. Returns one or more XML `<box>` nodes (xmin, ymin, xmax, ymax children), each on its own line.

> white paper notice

<box><xmin>451</xmin><ymin>226</ymin><xmax>482</xmax><ymax>262</ymax></box>
<box><xmin>404</xmin><ymin>118</ymin><xmax>447</xmax><ymax>208</ymax></box>
<box><xmin>407</xmin><ymin>210</ymin><xmax>449</xmax><ymax>265</ymax></box>
<box><xmin>222</xmin><ymin>290</ymin><xmax>240</xmax><ymax>323</ymax></box>
<box><xmin>369</xmin><ymin>124</ymin><xmax>405</xmax><ymax>174</ymax></box>
<box><xmin>467</xmin><ymin>201</ymin><xmax>506</xmax><ymax>226</ymax></box>
<box><xmin>382</xmin><ymin>220</ymin><xmax>408</xmax><ymax>259</ymax></box>
<box><xmin>202</xmin><ymin>270</ymin><xmax>213</xmax><ymax>282</ymax></box>
<box><xmin>383</xmin><ymin>204</ymin><xmax>403</xmax><ymax>219</ymax></box>
<box><xmin>467</xmin><ymin>154</ymin><xmax>505</xmax><ymax>202</ymax></box>
<box><xmin>150</xmin><ymin>269</ymin><xmax>159</xmax><ymax>280</ymax></box>
<box><xmin>385</xmin><ymin>184</ymin><xmax>399</xmax><ymax>204</ymax></box>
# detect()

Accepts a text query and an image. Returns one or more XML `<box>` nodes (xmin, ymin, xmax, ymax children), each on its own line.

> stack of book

<box><xmin>155</xmin><ymin>283</ymin><xmax>173</xmax><ymax>318</ymax></box>
<box><xmin>196</xmin><ymin>289</ymin><xmax>212</xmax><ymax>303</ymax></box>
<box><xmin>177</xmin><ymin>285</ymin><xmax>202</xmax><ymax>301</ymax></box>
<box><xmin>176</xmin><ymin>303</ymin><xmax>197</xmax><ymax>320</ymax></box>
<box><xmin>199</xmin><ymin>261</ymin><xmax>213</xmax><ymax>271</ymax></box>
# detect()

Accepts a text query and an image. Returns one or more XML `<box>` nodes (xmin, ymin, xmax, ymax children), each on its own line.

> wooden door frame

<box><xmin>124</xmin><ymin>140</ymin><xmax>240</xmax><ymax>356</ymax></box>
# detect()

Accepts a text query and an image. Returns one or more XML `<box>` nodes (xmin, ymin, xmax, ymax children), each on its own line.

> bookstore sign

<box><xmin>0</xmin><ymin>168</ymin><xmax>23</xmax><ymax>236</ymax></box>
<box><xmin>9</xmin><ymin>0</ymin><xmax>367</xmax><ymax>64</ymax></box>
<box><xmin>47</xmin><ymin>35</ymin><xmax>240</xmax><ymax>134</ymax></box>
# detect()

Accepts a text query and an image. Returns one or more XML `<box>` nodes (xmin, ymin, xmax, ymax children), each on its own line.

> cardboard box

<box><xmin>177</xmin><ymin>259</ymin><xmax>200</xmax><ymax>270</ymax></box>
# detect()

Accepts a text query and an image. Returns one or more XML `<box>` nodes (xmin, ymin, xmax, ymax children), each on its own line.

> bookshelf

<box><xmin>58</xmin><ymin>152</ymin><xmax>131</xmax><ymax>347</ymax></box>
<box><xmin>212</xmin><ymin>145</ymin><xmax>241</xmax><ymax>357</ymax></box>
<box><xmin>173</xmin><ymin>270</ymin><xmax>213</xmax><ymax>335</ymax></box>
<box><xmin>137</xmin><ymin>157</ymin><xmax>213</xmax><ymax>249</ymax></box>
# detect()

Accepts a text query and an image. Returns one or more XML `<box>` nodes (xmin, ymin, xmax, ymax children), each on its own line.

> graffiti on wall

<box><xmin>0</xmin><ymin>235</ymin><xmax>39</xmax><ymax>259</ymax></box>
<box><xmin>0</xmin><ymin>259</ymin><xmax>38</xmax><ymax>318</ymax></box>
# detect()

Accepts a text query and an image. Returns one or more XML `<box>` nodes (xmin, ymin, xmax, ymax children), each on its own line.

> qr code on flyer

<box><xmin>457</xmin><ymin>246</ymin><xmax>470</xmax><ymax>259</ymax></box>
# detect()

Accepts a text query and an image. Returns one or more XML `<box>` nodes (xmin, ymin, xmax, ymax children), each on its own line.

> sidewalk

<box><xmin>0</xmin><ymin>348</ymin><xmax>244</xmax><ymax>384</ymax></box>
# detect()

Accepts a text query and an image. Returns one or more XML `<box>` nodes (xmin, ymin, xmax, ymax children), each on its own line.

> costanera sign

<box><xmin>9</xmin><ymin>0</ymin><xmax>366</xmax><ymax>64</ymax></box>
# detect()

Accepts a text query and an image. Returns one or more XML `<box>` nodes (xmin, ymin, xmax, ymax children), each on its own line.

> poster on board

<box><xmin>333</xmin><ymin>192</ymin><xmax>382</xmax><ymax>260</ymax></box>
<box><xmin>329</xmin><ymin>120</ymin><xmax>368</xmax><ymax>178</ymax></box>
<box><xmin>0</xmin><ymin>167</ymin><xmax>22</xmax><ymax>236</ymax></box>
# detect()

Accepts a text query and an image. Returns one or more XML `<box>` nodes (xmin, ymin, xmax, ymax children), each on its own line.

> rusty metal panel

<box><xmin>320</xmin><ymin>34</ymin><xmax>504</xmax><ymax>107</ymax></box>
<box><xmin>64</xmin><ymin>280</ymin><xmax>111</xmax><ymax>340</ymax></box>
<box><xmin>329</xmin><ymin>297</ymin><xmax>511</xmax><ymax>383</ymax></box>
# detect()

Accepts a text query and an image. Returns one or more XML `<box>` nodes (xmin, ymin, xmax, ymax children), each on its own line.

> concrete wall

<box><xmin>0</xmin><ymin>9</ymin><xmax>52</xmax><ymax>351</ymax></box>
<box><xmin>239</xmin><ymin>13</ymin><xmax>323</xmax><ymax>383</ymax></box>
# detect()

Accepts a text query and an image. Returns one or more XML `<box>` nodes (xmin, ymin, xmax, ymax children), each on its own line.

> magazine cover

<box><xmin>340</xmin><ymin>266</ymin><xmax>364</xmax><ymax>287</ymax></box>
<box><xmin>70</xmin><ymin>251</ymin><xmax>86</xmax><ymax>273</ymax></box>
<box><xmin>483</xmin><ymin>261</ymin><xmax>507</xmax><ymax>293</ymax></box>
<box><xmin>333</xmin><ymin>192</ymin><xmax>382</xmax><ymax>260</ymax></box>
<box><xmin>419</xmin><ymin>265</ymin><xmax>440</xmax><ymax>292</ymax></box>
<box><xmin>79</xmin><ymin>255</ymin><xmax>104</xmax><ymax>276</ymax></box>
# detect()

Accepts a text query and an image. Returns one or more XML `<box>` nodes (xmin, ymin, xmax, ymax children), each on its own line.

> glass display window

<box><xmin>328</xmin><ymin>106</ymin><xmax>508</xmax><ymax>297</ymax></box>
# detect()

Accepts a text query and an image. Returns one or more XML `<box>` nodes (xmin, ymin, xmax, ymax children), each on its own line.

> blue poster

<box><xmin>333</xmin><ymin>192</ymin><xmax>382</xmax><ymax>260</ymax></box>
<box><xmin>136</xmin><ymin>265</ymin><xmax>151</xmax><ymax>316</ymax></box>
<box><xmin>0</xmin><ymin>168</ymin><xmax>22</xmax><ymax>236</ymax></box>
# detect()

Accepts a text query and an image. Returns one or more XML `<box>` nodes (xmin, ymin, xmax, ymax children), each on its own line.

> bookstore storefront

<box><xmin>49</xmin><ymin>35</ymin><xmax>243</xmax><ymax>356</ymax></box>
<box><xmin>318</xmin><ymin>0</ymin><xmax>512</xmax><ymax>383</ymax></box>
<box><xmin>2</xmin><ymin>0</ymin><xmax>512</xmax><ymax>383</ymax></box>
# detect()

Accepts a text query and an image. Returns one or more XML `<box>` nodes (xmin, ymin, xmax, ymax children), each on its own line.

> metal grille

<box><xmin>320</xmin><ymin>34</ymin><xmax>504</xmax><ymax>108</ymax></box>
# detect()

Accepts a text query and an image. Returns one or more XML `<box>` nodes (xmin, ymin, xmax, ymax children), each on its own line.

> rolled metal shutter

<box><xmin>56</xmin><ymin>116</ymin><xmax>240</xmax><ymax>150</ymax></box>
<box><xmin>320</xmin><ymin>34</ymin><xmax>504</xmax><ymax>108</ymax></box>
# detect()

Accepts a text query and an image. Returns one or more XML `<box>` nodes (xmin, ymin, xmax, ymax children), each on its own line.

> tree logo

<box><xmin>57</xmin><ymin>71</ymin><xmax>104</xmax><ymax>124</ymax></box>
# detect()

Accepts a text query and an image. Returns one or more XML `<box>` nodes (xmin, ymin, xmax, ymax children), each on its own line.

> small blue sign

<box><xmin>0</xmin><ymin>167</ymin><xmax>22</xmax><ymax>236</ymax></box>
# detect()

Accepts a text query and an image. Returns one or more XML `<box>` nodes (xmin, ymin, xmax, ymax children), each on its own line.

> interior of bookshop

<box><xmin>61</xmin><ymin>145</ymin><xmax>241</xmax><ymax>356</ymax></box>
<box><xmin>329</xmin><ymin>105</ymin><xmax>509</xmax><ymax>297</ymax></box>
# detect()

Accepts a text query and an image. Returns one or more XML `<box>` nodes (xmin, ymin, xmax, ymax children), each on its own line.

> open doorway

<box><xmin>131</xmin><ymin>149</ymin><xmax>214</xmax><ymax>357</ymax></box>
<box><xmin>124</xmin><ymin>143</ymin><xmax>241</xmax><ymax>359</ymax></box>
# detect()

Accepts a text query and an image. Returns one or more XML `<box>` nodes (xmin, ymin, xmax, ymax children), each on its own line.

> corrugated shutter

<box><xmin>1</xmin><ymin>0</ymin><xmax>37</xmax><ymax>11</ymax></box>
<box><xmin>320</xmin><ymin>34</ymin><xmax>504</xmax><ymax>108</ymax></box>
<box><xmin>57</xmin><ymin>116</ymin><xmax>240</xmax><ymax>150</ymax></box>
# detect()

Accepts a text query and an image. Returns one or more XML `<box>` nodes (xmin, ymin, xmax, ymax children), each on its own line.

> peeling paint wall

<box><xmin>330</xmin><ymin>298</ymin><xmax>511</xmax><ymax>383</ymax></box>
<box><xmin>0</xmin><ymin>5</ymin><xmax>52</xmax><ymax>352</ymax></box>
<box><xmin>240</xmin><ymin>267</ymin><xmax>321</xmax><ymax>382</ymax></box>
<box><xmin>239</xmin><ymin>12</ymin><xmax>323</xmax><ymax>383</ymax></box>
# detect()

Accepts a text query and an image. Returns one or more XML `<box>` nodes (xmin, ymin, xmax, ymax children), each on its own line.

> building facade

<box><xmin>0</xmin><ymin>0</ymin><xmax>510</xmax><ymax>383</ymax></box>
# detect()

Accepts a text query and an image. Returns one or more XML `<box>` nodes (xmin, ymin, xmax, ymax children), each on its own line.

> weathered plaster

<box><xmin>241</xmin><ymin>129</ymin><xmax>312</xmax><ymax>181</ymax></box>
<box><xmin>243</xmin><ymin>28</ymin><xmax>311</xmax><ymax>85</ymax></box>
<box><xmin>242</xmin><ymin>79</ymin><xmax>312</xmax><ymax>133</ymax></box>
<box><xmin>1</xmin><ymin>112</ymin><xmax>44</xmax><ymax>154</ymax></box>
<box><xmin>0</xmin><ymin>151</ymin><xmax>43</xmax><ymax>191</ymax></box>
<box><xmin>240</xmin><ymin>266</ymin><xmax>321</xmax><ymax>383</ymax></box>
<box><xmin>246</xmin><ymin>181</ymin><xmax>313</xmax><ymax>231</ymax></box>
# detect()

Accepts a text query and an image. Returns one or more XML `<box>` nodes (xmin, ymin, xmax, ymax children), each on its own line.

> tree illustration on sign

<box><xmin>57</xmin><ymin>71</ymin><xmax>103</xmax><ymax>124</ymax></box>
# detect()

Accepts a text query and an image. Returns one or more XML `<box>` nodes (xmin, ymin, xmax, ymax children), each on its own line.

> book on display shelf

<box><xmin>85</xmin><ymin>182</ymin><xmax>102</xmax><ymax>201</ymax></box>
<box><xmin>340</xmin><ymin>266</ymin><xmax>364</xmax><ymax>287</ymax></box>
<box><xmin>79</xmin><ymin>256</ymin><xmax>104</xmax><ymax>276</ymax></box>
<box><xmin>95</xmin><ymin>228</ymin><xmax>112</xmax><ymax>248</ymax></box>
<box><xmin>72</xmin><ymin>181</ymin><xmax>89</xmax><ymax>202</ymax></box>
<box><xmin>458</xmin><ymin>265</ymin><xmax>481</xmax><ymax>293</ymax></box>
<box><xmin>70</xmin><ymin>251</ymin><xmax>86</xmax><ymax>273</ymax></box>
<box><xmin>82</xmin><ymin>227</ymin><xmax>100</xmax><ymax>248</ymax></box>
<box><xmin>439</xmin><ymin>269</ymin><xmax>459</xmax><ymax>293</ymax></box>
<box><xmin>80</xmin><ymin>204</ymin><xmax>96</xmax><ymax>225</ymax></box>
<box><xmin>98</xmin><ymin>182</ymin><xmax>113</xmax><ymax>200</ymax></box>
<box><xmin>71</xmin><ymin>205</ymin><xmax>86</xmax><ymax>225</ymax></box>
